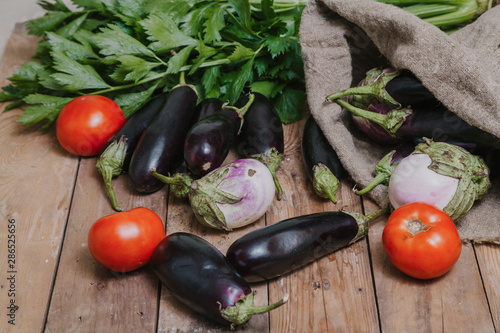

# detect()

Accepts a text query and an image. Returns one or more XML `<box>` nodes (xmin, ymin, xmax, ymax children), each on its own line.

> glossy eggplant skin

<box><xmin>150</xmin><ymin>232</ymin><xmax>251</xmax><ymax>325</ymax></box>
<box><xmin>226</xmin><ymin>211</ymin><xmax>359</xmax><ymax>282</ymax></box>
<box><xmin>104</xmin><ymin>94</ymin><xmax>167</xmax><ymax>172</ymax></box>
<box><xmin>302</xmin><ymin>115</ymin><xmax>345</xmax><ymax>180</ymax></box>
<box><xmin>234</xmin><ymin>93</ymin><xmax>284</xmax><ymax>156</ymax></box>
<box><xmin>128</xmin><ymin>85</ymin><xmax>198</xmax><ymax>193</ymax></box>
<box><xmin>195</xmin><ymin>98</ymin><xmax>224</xmax><ymax>122</ymax></box>
<box><xmin>184</xmin><ymin>108</ymin><xmax>240</xmax><ymax>176</ymax></box>
<box><xmin>397</xmin><ymin>105</ymin><xmax>500</xmax><ymax>150</ymax></box>
<box><xmin>384</xmin><ymin>70</ymin><xmax>439</xmax><ymax>108</ymax></box>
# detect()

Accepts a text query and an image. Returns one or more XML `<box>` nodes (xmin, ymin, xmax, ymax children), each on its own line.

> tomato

<box><xmin>56</xmin><ymin>95</ymin><xmax>125</xmax><ymax>156</ymax></box>
<box><xmin>88</xmin><ymin>207</ymin><xmax>165</xmax><ymax>272</ymax></box>
<box><xmin>382</xmin><ymin>202</ymin><xmax>462</xmax><ymax>280</ymax></box>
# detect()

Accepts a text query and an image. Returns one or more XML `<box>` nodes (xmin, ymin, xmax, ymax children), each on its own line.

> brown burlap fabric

<box><xmin>300</xmin><ymin>0</ymin><xmax>500</xmax><ymax>243</ymax></box>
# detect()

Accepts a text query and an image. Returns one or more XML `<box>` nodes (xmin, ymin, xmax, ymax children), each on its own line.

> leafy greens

<box><xmin>0</xmin><ymin>0</ymin><xmax>308</xmax><ymax>128</ymax></box>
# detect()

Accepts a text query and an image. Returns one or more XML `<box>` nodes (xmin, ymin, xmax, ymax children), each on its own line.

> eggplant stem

<box><xmin>149</xmin><ymin>170</ymin><xmax>193</xmax><ymax>198</ymax></box>
<box><xmin>348</xmin><ymin>206</ymin><xmax>390</xmax><ymax>243</ymax></box>
<box><xmin>96</xmin><ymin>136</ymin><xmax>128</xmax><ymax>211</ymax></box>
<box><xmin>223</xmin><ymin>93</ymin><xmax>255</xmax><ymax>133</ymax></box>
<box><xmin>312</xmin><ymin>163</ymin><xmax>339</xmax><ymax>204</ymax></box>
<box><xmin>335</xmin><ymin>99</ymin><xmax>411</xmax><ymax>134</ymax></box>
<box><xmin>252</xmin><ymin>148</ymin><xmax>284</xmax><ymax>200</ymax></box>
<box><xmin>354</xmin><ymin>173</ymin><xmax>388</xmax><ymax>195</ymax></box>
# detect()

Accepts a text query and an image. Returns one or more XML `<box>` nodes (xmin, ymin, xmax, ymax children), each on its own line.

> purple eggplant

<box><xmin>235</xmin><ymin>92</ymin><xmax>285</xmax><ymax>199</ymax></box>
<box><xmin>151</xmin><ymin>158</ymin><xmax>276</xmax><ymax>230</ymax></box>
<box><xmin>194</xmin><ymin>98</ymin><xmax>224</xmax><ymax>122</ymax></box>
<box><xmin>184</xmin><ymin>94</ymin><xmax>255</xmax><ymax>177</ymax></box>
<box><xmin>150</xmin><ymin>232</ymin><xmax>288</xmax><ymax>326</ymax></box>
<box><xmin>96</xmin><ymin>94</ymin><xmax>168</xmax><ymax>210</ymax></box>
<box><xmin>128</xmin><ymin>81</ymin><xmax>199</xmax><ymax>193</ymax></box>
<box><xmin>302</xmin><ymin>115</ymin><xmax>345</xmax><ymax>203</ymax></box>
<box><xmin>226</xmin><ymin>207</ymin><xmax>388</xmax><ymax>283</ymax></box>
<box><xmin>335</xmin><ymin>99</ymin><xmax>500</xmax><ymax>150</ymax></box>
<box><xmin>327</xmin><ymin>68</ymin><xmax>439</xmax><ymax>109</ymax></box>
<box><xmin>355</xmin><ymin>142</ymin><xmax>414</xmax><ymax>195</ymax></box>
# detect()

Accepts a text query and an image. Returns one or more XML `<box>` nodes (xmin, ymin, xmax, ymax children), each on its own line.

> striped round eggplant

<box><xmin>96</xmin><ymin>94</ymin><xmax>168</xmax><ymax>210</ymax></box>
<box><xmin>235</xmin><ymin>92</ymin><xmax>285</xmax><ymax>199</ymax></box>
<box><xmin>184</xmin><ymin>94</ymin><xmax>255</xmax><ymax>177</ymax></box>
<box><xmin>128</xmin><ymin>84</ymin><xmax>199</xmax><ymax>193</ymax></box>
<box><xmin>151</xmin><ymin>158</ymin><xmax>275</xmax><ymax>231</ymax></box>
<box><xmin>150</xmin><ymin>232</ymin><xmax>288</xmax><ymax>326</ymax></box>
<box><xmin>302</xmin><ymin>115</ymin><xmax>345</xmax><ymax>203</ymax></box>
<box><xmin>226</xmin><ymin>207</ymin><xmax>388</xmax><ymax>282</ymax></box>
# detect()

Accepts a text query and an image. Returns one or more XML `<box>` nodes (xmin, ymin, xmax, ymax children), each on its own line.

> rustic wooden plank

<box><xmin>474</xmin><ymin>243</ymin><xmax>500</xmax><ymax>329</ymax></box>
<box><xmin>367</xmin><ymin>199</ymin><xmax>496</xmax><ymax>332</ymax></box>
<box><xmin>156</xmin><ymin>150</ymin><xmax>270</xmax><ymax>332</ymax></box>
<box><xmin>0</xmin><ymin>24</ymin><xmax>78</xmax><ymax>333</ymax></box>
<box><xmin>266</xmin><ymin>117</ymin><xmax>380</xmax><ymax>332</ymax></box>
<box><xmin>45</xmin><ymin>157</ymin><xmax>167</xmax><ymax>332</ymax></box>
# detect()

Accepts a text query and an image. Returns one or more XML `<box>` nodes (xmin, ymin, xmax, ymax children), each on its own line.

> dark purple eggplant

<box><xmin>184</xmin><ymin>94</ymin><xmax>255</xmax><ymax>176</ymax></box>
<box><xmin>195</xmin><ymin>98</ymin><xmax>224</xmax><ymax>122</ymax></box>
<box><xmin>150</xmin><ymin>232</ymin><xmax>288</xmax><ymax>326</ymax></box>
<box><xmin>226</xmin><ymin>207</ymin><xmax>388</xmax><ymax>283</ymax></box>
<box><xmin>355</xmin><ymin>142</ymin><xmax>415</xmax><ymax>195</ymax></box>
<box><xmin>96</xmin><ymin>94</ymin><xmax>168</xmax><ymax>210</ymax></box>
<box><xmin>128</xmin><ymin>82</ymin><xmax>199</xmax><ymax>193</ymax></box>
<box><xmin>302</xmin><ymin>115</ymin><xmax>345</xmax><ymax>204</ymax></box>
<box><xmin>335</xmin><ymin>99</ymin><xmax>500</xmax><ymax>150</ymax></box>
<box><xmin>234</xmin><ymin>92</ymin><xmax>285</xmax><ymax>199</ymax></box>
<box><xmin>327</xmin><ymin>68</ymin><xmax>439</xmax><ymax>109</ymax></box>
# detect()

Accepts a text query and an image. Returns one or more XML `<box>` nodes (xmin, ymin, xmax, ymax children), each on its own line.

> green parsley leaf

<box><xmin>19</xmin><ymin>94</ymin><xmax>73</xmax><ymax>128</ymax></box>
<box><xmin>26</xmin><ymin>11</ymin><xmax>74</xmax><ymax>36</ymax></box>
<box><xmin>140</xmin><ymin>13</ymin><xmax>197</xmax><ymax>54</ymax></box>
<box><xmin>167</xmin><ymin>45</ymin><xmax>196</xmax><ymax>74</ymax></box>
<box><xmin>51</xmin><ymin>51</ymin><xmax>111</xmax><ymax>91</ymax></box>
<box><xmin>114</xmin><ymin>84</ymin><xmax>157</xmax><ymax>118</ymax></box>
<box><xmin>273</xmin><ymin>87</ymin><xmax>305</xmax><ymax>124</ymax></box>
<box><xmin>109</xmin><ymin>55</ymin><xmax>160</xmax><ymax>83</ymax></box>
<box><xmin>47</xmin><ymin>32</ymin><xmax>98</xmax><ymax>61</ymax></box>
<box><xmin>93</xmin><ymin>24</ymin><xmax>157</xmax><ymax>58</ymax></box>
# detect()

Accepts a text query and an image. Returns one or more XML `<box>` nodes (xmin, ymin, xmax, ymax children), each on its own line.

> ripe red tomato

<box><xmin>56</xmin><ymin>95</ymin><xmax>125</xmax><ymax>156</ymax></box>
<box><xmin>88</xmin><ymin>207</ymin><xmax>165</xmax><ymax>272</ymax></box>
<box><xmin>382</xmin><ymin>202</ymin><xmax>462</xmax><ymax>280</ymax></box>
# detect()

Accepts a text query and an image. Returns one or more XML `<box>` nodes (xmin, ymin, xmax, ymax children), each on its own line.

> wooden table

<box><xmin>1</xmin><ymin>24</ymin><xmax>499</xmax><ymax>333</ymax></box>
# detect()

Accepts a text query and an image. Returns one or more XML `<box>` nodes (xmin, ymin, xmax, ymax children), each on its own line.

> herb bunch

<box><xmin>0</xmin><ymin>0</ymin><xmax>307</xmax><ymax>128</ymax></box>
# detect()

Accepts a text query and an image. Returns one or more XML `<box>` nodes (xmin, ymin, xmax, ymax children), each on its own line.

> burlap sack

<box><xmin>300</xmin><ymin>0</ymin><xmax>500</xmax><ymax>243</ymax></box>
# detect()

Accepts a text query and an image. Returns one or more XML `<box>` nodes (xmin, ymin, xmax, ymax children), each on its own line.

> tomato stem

<box><xmin>406</xmin><ymin>218</ymin><xmax>432</xmax><ymax>236</ymax></box>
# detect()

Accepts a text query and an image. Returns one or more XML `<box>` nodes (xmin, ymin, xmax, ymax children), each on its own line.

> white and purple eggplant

<box><xmin>388</xmin><ymin>139</ymin><xmax>490</xmax><ymax>221</ymax></box>
<box><xmin>150</xmin><ymin>158</ymin><xmax>276</xmax><ymax>230</ymax></box>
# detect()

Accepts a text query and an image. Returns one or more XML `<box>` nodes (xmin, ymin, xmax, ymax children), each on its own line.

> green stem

<box><xmin>252</xmin><ymin>148</ymin><xmax>284</xmax><ymax>200</ymax></box>
<box><xmin>348</xmin><ymin>206</ymin><xmax>391</xmax><ymax>244</ymax></box>
<box><xmin>423</xmin><ymin>1</ymin><xmax>479</xmax><ymax>27</ymax></box>
<box><xmin>355</xmin><ymin>173</ymin><xmax>388</xmax><ymax>195</ymax></box>
<box><xmin>403</xmin><ymin>3</ymin><xmax>459</xmax><ymax>18</ymax></box>
<box><xmin>149</xmin><ymin>169</ymin><xmax>193</xmax><ymax>198</ymax></box>
<box><xmin>224</xmin><ymin>93</ymin><xmax>255</xmax><ymax>133</ymax></box>
<box><xmin>335</xmin><ymin>99</ymin><xmax>412</xmax><ymax>134</ymax></box>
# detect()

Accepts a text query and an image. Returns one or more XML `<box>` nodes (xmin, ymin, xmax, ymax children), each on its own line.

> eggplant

<box><xmin>150</xmin><ymin>232</ymin><xmax>288</xmax><ymax>326</ymax></box>
<box><xmin>96</xmin><ymin>94</ymin><xmax>168</xmax><ymax>210</ymax></box>
<box><xmin>151</xmin><ymin>158</ymin><xmax>276</xmax><ymax>230</ymax></box>
<box><xmin>184</xmin><ymin>94</ymin><xmax>255</xmax><ymax>176</ymax></box>
<box><xmin>388</xmin><ymin>139</ymin><xmax>490</xmax><ymax>221</ymax></box>
<box><xmin>355</xmin><ymin>142</ymin><xmax>414</xmax><ymax>195</ymax></box>
<box><xmin>129</xmin><ymin>82</ymin><xmax>199</xmax><ymax>193</ymax></box>
<box><xmin>194</xmin><ymin>98</ymin><xmax>224</xmax><ymax>122</ymax></box>
<box><xmin>226</xmin><ymin>207</ymin><xmax>388</xmax><ymax>283</ymax></box>
<box><xmin>234</xmin><ymin>92</ymin><xmax>285</xmax><ymax>199</ymax></box>
<box><xmin>335</xmin><ymin>99</ymin><xmax>500</xmax><ymax>150</ymax></box>
<box><xmin>302</xmin><ymin>115</ymin><xmax>345</xmax><ymax>203</ymax></box>
<box><xmin>327</xmin><ymin>68</ymin><xmax>439</xmax><ymax>109</ymax></box>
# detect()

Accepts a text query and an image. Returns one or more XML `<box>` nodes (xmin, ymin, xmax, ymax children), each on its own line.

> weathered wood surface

<box><xmin>0</xmin><ymin>23</ymin><xmax>499</xmax><ymax>333</ymax></box>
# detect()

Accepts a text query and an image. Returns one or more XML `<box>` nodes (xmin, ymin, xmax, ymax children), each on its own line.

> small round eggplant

<box><xmin>128</xmin><ymin>83</ymin><xmax>199</xmax><ymax>193</ymax></box>
<box><xmin>302</xmin><ymin>115</ymin><xmax>345</xmax><ymax>203</ymax></box>
<box><xmin>150</xmin><ymin>232</ymin><xmax>288</xmax><ymax>326</ymax></box>
<box><xmin>184</xmin><ymin>94</ymin><xmax>255</xmax><ymax>177</ymax></box>
<box><xmin>151</xmin><ymin>158</ymin><xmax>276</xmax><ymax>231</ymax></box>
<box><xmin>226</xmin><ymin>207</ymin><xmax>388</xmax><ymax>283</ymax></box>
<box><xmin>388</xmin><ymin>139</ymin><xmax>490</xmax><ymax>221</ymax></box>
<box><xmin>96</xmin><ymin>94</ymin><xmax>168</xmax><ymax>210</ymax></box>
<box><xmin>234</xmin><ymin>92</ymin><xmax>285</xmax><ymax>199</ymax></box>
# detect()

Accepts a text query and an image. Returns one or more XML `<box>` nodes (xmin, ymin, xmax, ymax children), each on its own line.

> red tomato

<box><xmin>88</xmin><ymin>207</ymin><xmax>165</xmax><ymax>272</ymax></box>
<box><xmin>382</xmin><ymin>202</ymin><xmax>462</xmax><ymax>280</ymax></box>
<box><xmin>56</xmin><ymin>95</ymin><xmax>125</xmax><ymax>156</ymax></box>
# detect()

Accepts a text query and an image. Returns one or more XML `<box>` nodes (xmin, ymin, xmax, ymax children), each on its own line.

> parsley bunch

<box><xmin>0</xmin><ymin>0</ymin><xmax>307</xmax><ymax>128</ymax></box>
